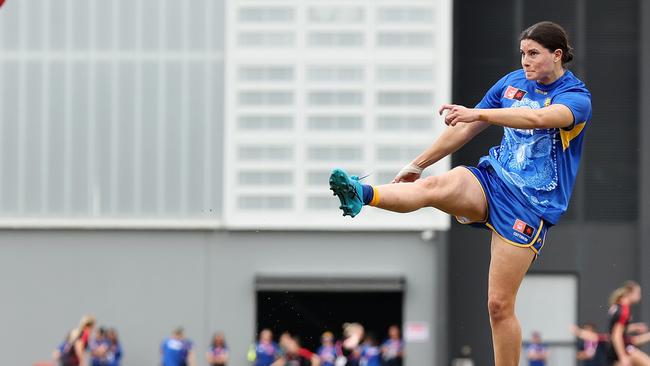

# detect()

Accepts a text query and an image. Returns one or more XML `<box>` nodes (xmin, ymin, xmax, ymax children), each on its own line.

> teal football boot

<box><xmin>329</xmin><ymin>168</ymin><xmax>364</xmax><ymax>218</ymax></box>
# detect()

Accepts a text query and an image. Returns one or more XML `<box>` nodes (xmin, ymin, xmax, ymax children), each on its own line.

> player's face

<box><xmin>631</xmin><ymin>286</ymin><xmax>642</xmax><ymax>303</ymax></box>
<box><xmin>520</xmin><ymin>39</ymin><xmax>559</xmax><ymax>82</ymax></box>
<box><xmin>261</xmin><ymin>330</ymin><xmax>273</xmax><ymax>342</ymax></box>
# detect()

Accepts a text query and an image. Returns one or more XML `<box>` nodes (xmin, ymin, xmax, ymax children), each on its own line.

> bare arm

<box><xmin>628</xmin><ymin>322</ymin><xmax>648</xmax><ymax>334</ymax></box>
<box><xmin>612</xmin><ymin>323</ymin><xmax>630</xmax><ymax>365</ymax></box>
<box><xmin>527</xmin><ymin>349</ymin><xmax>544</xmax><ymax>361</ymax></box>
<box><xmin>219</xmin><ymin>352</ymin><xmax>229</xmax><ymax>364</ymax></box>
<box><xmin>206</xmin><ymin>351</ymin><xmax>215</xmax><ymax>364</ymax></box>
<box><xmin>392</xmin><ymin>121</ymin><xmax>489</xmax><ymax>183</ymax></box>
<box><xmin>412</xmin><ymin>121</ymin><xmax>490</xmax><ymax>168</ymax></box>
<box><xmin>74</xmin><ymin>340</ymin><xmax>86</xmax><ymax>366</ymax></box>
<box><xmin>187</xmin><ymin>350</ymin><xmax>196</xmax><ymax>366</ymax></box>
<box><xmin>576</xmin><ymin>350</ymin><xmax>591</xmax><ymax>361</ymax></box>
<box><xmin>632</xmin><ymin>332</ymin><xmax>650</xmax><ymax>346</ymax></box>
<box><xmin>311</xmin><ymin>354</ymin><xmax>321</xmax><ymax>366</ymax></box>
<box><xmin>569</xmin><ymin>325</ymin><xmax>599</xmax><ymax>342</ymax></box>
<box><xmin>440</xmin><ymin>104</ymin><xmax>575</xmax><ymax>130</ymax></box>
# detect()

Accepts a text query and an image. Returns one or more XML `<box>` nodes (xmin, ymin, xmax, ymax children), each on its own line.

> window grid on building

<box><xmin>225</xmin><ymin>0</ymin><xmax>452</xmax><ymax>230</ymax></box>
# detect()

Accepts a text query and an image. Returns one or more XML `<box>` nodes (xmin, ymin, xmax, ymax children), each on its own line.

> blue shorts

<box><xmin>455</xmin><ymin>165</ymin><xmax>551</xmax><ymax>256</ymax></box>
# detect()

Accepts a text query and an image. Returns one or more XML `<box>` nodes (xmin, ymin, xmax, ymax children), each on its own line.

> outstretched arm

<box><xmin>569</xmin><ymin>325</ymin><xmax>599</xmax><ymax>342</ymax></box>
<box><xmin>439</xmin><ymin>104</ymin><xmax>574</xmax><ymax>130</ymax></box>
<box><xmin>628</xmin><ymin>322</ymin><xmax>648</xmax><ymax>334</ymax></box>
<box><xmin>632</xmin><ymin>332</ymin><xmax>650</xmax><ymax>346</ymax></box>
<box><xmin>393</xmin><ymin>120</ymin><xmax>489</xmax><ymax>183</ymax></box>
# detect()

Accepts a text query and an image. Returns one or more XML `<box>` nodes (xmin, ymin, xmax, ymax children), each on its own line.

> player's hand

<box><xmin>438</xmin><ymin>104</ymin><xmax>481</xmax><ymax>126</ymax></box>
<box><xmin>619</xmin><ymin>357</ymin><xmax>632</xmax><ymax>366</ymax></box>
<box><xmin>634</xmin><ymin>322</ymin><xmax>649</xmax><ymax>333</ymax></box>
<box><xmin>392</xmin><ymin>163</ymin><xmax>423</xmax><ymax>183</ymax></box>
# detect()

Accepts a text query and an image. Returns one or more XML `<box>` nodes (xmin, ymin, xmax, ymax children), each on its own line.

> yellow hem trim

<box><xmin>486</xmin><ymin>220</ymin><xmax>544</xmax><ymax>255</ymax></box>
<box><xmin>369</xmin><ymin>186</ymin><xmax>380</xmax><ymax>206</ymax></box>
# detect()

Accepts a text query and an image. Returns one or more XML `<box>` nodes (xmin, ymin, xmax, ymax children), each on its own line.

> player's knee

<box><xmin>487</xmin><ymin>295</ymin><xmax>513</xmax><ymax>322</ymax></box>
<box><xmin>415</xmin><ymin>175</ymin><xmax>439</xmax><ymax>190</ymax></box>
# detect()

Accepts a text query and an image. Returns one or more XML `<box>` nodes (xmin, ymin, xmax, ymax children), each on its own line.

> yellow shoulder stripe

<box><xmin>560</xmin><ymin>121</ymin><xmax>587</xmax><ymax>151</ymax></box>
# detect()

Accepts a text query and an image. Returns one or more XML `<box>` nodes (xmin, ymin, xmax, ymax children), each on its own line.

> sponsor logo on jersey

<box><xmin>505</xmin><ymin>86</ymin><xmax>527</xmax><ymax>101</ymax></box>
<box><xmin>544</xmin><ymin>97</ymin><xmax>551</xmax><ymax>107</ymax></box>
<box><xmin>513</xmin><ymin>219</ymin><xmax>535</xmax><ymax>238</ymax></box>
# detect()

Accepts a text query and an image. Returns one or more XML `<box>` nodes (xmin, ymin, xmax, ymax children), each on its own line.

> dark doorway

<box><xmin>256</xmin><ymin>291</ymin><xmax>403</xmax><ymax>351</ymax></box>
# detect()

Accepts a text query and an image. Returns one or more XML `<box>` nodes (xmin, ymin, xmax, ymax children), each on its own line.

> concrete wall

<box><xmin>0</xmin><ymin>230</ymin><xmax>446</xmax><ymax>366</ymax></box>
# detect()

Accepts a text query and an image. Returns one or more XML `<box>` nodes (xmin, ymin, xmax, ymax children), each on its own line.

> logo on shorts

<box><xmin>505</xmin><ymin>86</ymin><xmax>527</xmax><ymax>101</ymax></box>
<box><xmin>513</xmin><ymin>219</ymin><xmax>535</xmax><ymax>238</ymax></box>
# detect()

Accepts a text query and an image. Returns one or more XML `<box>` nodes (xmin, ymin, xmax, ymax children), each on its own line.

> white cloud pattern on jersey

<box><xmin>493</xmin><ymin>97</ymin><xmax>559</xmax><ymax>206</ymax></box>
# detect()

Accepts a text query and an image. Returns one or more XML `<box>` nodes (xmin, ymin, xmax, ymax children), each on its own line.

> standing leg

<box><xmin>487</xmin><ymin>232</ymin><xmax>535</xmax><ymax>366</ymax></box>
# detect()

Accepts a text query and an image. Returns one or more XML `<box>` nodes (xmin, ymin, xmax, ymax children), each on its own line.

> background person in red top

<box><xmin>607</xmin><ymin>281</ymin><xmax>650</xmax><ymax>366</ymax></box>
<box><xmin>58</xmin><ymin>314</ymin><xmax>96</xmax><ymax>366</ymax></box>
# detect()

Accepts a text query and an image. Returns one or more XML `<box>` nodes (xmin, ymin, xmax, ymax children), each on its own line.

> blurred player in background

<box><xmin>206</xmin><ymin>332</ymin><xmax>229</xmax><ymax>366</ymax></box>
<box><xmin>161</xmin><ymin>327</ymin><xmax>195</xmax><ymax>366</ymax></box>
<box><xmin>381</xmin><ymin>325</ymin><xmax>403</xmax><ymax>366</ymax></box>
<box><xmin>337</xmin><ymin>323</ymin><xmax>364</xmax><ymax>366</ymax></box>
<box><xmin>570</xmin><ymin>323</ymin><xmax>606</xmax><ymax>366</ymax></box>
<box><xmin>525</xmin><ymin>331</ymin><xmax>548</xmax><ymax>366</ymax></box>
<box><xmin>329</xmin><ymin>21</ymin><xmax>592</xmax><ymax>366</ymax></box>
<box><xmin>253</xmin><ymin>329</ymin><xmax>280</xmax><ymax>366</ymax></box>
<box><xmin>607</xmin><ymin>281</ymin><xmax>650</xmax><ymax>366</ymax></box>
<box><xmin>56</xmin><ymin>315</ymin><xmax>96</xmax><ymax>366</ymax></box>
<box><xmin>89</xmin><ymin>327</ymin><xmax>110</xmax><ymax>366</ymax></box>
<box><xmin>317</xmin><ymin>332</ymin><xmax>337</xmax><ymax>366</ymax></box>
<box><xmin>359</xmin><ymin>333</ymin><xmax>381</xmax><ymax>366</ymax></box>
<box><xmin>106</xmin><ymin>328</ymin><xmax>122</xmax><ymax>366</ymax></box>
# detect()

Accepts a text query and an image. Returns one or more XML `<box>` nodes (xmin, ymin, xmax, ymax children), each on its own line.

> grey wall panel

<box><xmin>49</xmin><ymin>0</ymin><xmax>67</xmax><ymax>50</ymax></box>
<box><xmin>72</xmin><ymin>0</ymin><xmax>91</xmax><ymax>50</ymax></box>
<box><xmin>117</xmin><ymin>62</ymin><xmax>137</xmax><ymax>215</ymax></box>
<box><xmin>0</xmin><ymin>61</ymin><xmax>20</xmax><ymax>213</ymax></box>
<box><xmin>49</xmin><ymin>61</ymin><xmax>68</xmax><ymax>213</ymax></box>
<box><xmin>166</xmin><ymin>0</ymin><xmax>184</xmax><ymax>50</ymax></box>
<box><xmin>163</xmin><ymin>62</ymin><xmax>183</xmax><ymax>214</ymax></box>
<box><xmin>0</xmin><ymin>230</ymin><xmax>444</xmax><ymax>366</ymax></box>
<box><xmin>69</xmin><ymin>63</ymin><xmax>92</xmax><ymax>214</ymax></box>
<box><xmin>639</xmin><ymin>0</ymin><xmax>650</xmax><ymax>354</ymax></box>
<box><xmin>188</xmin><ymin>0</ymin><xmax>208</xmax><ymax>51</ymax></box>
<box><xmin>210</xmin><ymin>61</ymin><xmax>224</xmax><ymax>217</ymax></box>
<box><xmin>212</xmin><ymin>0</ymin><xmax>225</xmax><ymax>51</ymax></box>
<box><xmin>95</xmin><ymin>62</ymin><xmax>113</xmax><ymax>216</ymax></box>
<box><xmin>0</xmin><ymin>231</ymin><xmax>209</xmax><ymax>366</ymax></box>
<box><xmin>187</xmin><ymin>61</ymin><xmax>208</xmax><ymax>214</ymax></box>
<box><xmin>0</xmin><ymin>0</ymin><xmax>20</xmax><ymax>50</ymax></box>
<box><xmin>24</xmin><ymin>61</ymin><xmax>44</xmax><ymax>213</ymax></box>
<box><xmin>0</xmin><ymin>0</ymin><xmax>225</xmax><ymax>221</ymax></box>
